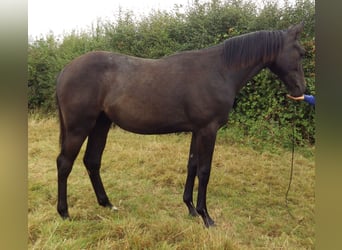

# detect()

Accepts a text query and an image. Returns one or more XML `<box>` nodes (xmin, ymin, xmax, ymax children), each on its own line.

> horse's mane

<box><xmin>223</xmin><ymin>30</ymin><xmax>285</xmax><ymax>68</ymax></box>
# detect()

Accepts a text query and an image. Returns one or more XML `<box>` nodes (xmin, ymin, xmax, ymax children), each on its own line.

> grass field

<box><xmin>28</xmin><ymin>116</ymin><xmax>314</xmax><ymax>249</ymax></box>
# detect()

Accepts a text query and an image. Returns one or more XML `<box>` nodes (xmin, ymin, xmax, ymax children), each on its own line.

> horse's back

<box><xmin>56</xmin><ymin>51</ymin><xmax>172</xmax><ymax>130</ymax></box>
<box><xmin>55</xmin><ymin>49</ymin><xmax>229</xmax><ymax>134</ymax></box>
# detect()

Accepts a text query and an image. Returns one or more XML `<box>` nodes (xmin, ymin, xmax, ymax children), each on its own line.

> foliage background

<box><xmin>28</xmin><ymin>0</ymin><xmax>315</xmax><ymax>148</ymax></box>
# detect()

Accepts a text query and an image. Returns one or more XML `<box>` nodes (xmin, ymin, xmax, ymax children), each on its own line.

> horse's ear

<box><xmin>288</xmin><ymin>21</ymin><xmax>304</xmax><ymax>39</ymax></box>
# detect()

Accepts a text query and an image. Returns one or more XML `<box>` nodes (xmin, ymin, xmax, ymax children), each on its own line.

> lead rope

<box><xmin>285</xmin><ymin>104</ymin><xmax>297</xmax><ymax>220</ymax></box>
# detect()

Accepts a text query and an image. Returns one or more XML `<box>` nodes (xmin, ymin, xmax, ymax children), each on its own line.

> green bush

<box><xmin>28</xmin><ymin>34</ymin><xmax>60</xmax><ymax>111</ymax></box>
<box><xmin>27</xmin><ymin>0</ymin><xmax>315</xmax><ymax>147</ymax></box>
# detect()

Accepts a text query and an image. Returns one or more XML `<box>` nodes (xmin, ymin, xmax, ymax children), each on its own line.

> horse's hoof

<box><xmin>58</xmin><ymin>207</ymin><xmax>70</xmax><ymax>219</ymax></box>
<box><xmin>203</xmin><ymin>218</ymin><xmax>215</xmax><ymax>228</ymax></box>
<box><xmin>207</xmin><ymin>220</ymin><xmax>216</xmax><ymax>227</ymax></box>
<box><xmin>204</xmin><ymin>220</ymin><xmax>215</xmax><ymax>228</ymax></box>
<box><xmin>59</xmin><ymin>212</ymin><xmax>70</xmax><ymax>220</ymax></box>
<box><xmin>189</xmin><ymin>208</ymin><xmax>199</xmax><ymax>217</ymax></box>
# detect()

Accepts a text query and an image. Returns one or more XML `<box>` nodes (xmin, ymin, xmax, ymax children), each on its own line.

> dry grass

<box><xmin>28</xmin><ymin>115</ymin><xmax>315</xmax><ymax>249</ymax></box>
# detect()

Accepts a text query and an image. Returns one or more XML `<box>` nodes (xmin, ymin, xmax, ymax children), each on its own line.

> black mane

<box><xmin>223</xmin><ymin>30</ymin><xmax>285</xmax><ymax>68</ymax></box>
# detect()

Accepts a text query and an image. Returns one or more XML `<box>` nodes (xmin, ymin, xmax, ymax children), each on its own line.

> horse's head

<box><xmin>269</xmin><ymin>22</ymin><xmax>306</xmax><ymax>97</ymax></box>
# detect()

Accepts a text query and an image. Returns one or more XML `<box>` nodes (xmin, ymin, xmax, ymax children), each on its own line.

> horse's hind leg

<box><xmin>83</xmin><ymin>112</ymin><xmax>113</xmax><ymax>209</ymax></box>
<box><xmin>57</xmin><ymin>129</ymin><xmax>88</xmax><ymax>219</ymax></box>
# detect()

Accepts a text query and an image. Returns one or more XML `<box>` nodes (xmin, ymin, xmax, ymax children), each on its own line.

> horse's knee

<box><xmin>197</xmin><ymin>168</ymin><xmax>210</xmax><ymax>183</ymax></box>
<box><xmin>57</xmin><ymin>154</ymin><xmax>73</xmax><ymax>179</ymax></box>
<box><xmin>83</xmin><ymin>156</ymin><xmax>101</xmax><ymax>173</ymax></box>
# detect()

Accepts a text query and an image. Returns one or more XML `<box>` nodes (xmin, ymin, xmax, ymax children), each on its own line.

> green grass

<box><xmin>28</xmin><ymin>116</ymin><xmax>314</xmax><ymax>249</ymax></box>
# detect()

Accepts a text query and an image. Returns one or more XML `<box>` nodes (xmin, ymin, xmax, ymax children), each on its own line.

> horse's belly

<box><xmin>105</xmin><ymin>100</ymin><xmax>192</xmax><ymax>134</ymax></box>
<box><xmin>114</xmin><ymin>116</ymin><xmax>192</xmax><ymax>134</ymax></box>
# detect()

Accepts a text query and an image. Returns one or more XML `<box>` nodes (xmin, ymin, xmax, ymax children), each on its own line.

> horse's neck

<box><xmin>231</xmin><ymin>62</ymin><xmax>268</xmax><ymax>94</ymax></box>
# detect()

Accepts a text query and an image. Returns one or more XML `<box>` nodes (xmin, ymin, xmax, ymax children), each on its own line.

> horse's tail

<box><xmin>56</xmin><ymin>95</ymin><xmax>65</xmax><ymax>149</ymax></box>
<box><xmin>56</xmin><ymin>72</ymin><xmax>65</xmax><ymax>149</ymax></box>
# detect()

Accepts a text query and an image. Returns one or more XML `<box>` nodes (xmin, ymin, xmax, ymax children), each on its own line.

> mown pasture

<box><xmin>28</xmin><ymin>116</ymin><xmax>314</xmax><ymax>249</ymax></box>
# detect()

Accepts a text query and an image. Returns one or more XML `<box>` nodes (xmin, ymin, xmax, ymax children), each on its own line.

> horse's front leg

<box><xmin>195</xmin><ymin>126</ymin><xmax>217</xmax><ymax>227</ymax></box>
<box><xmin>183</xmin><ymin>133</ymin><xmax>198</xmax><ymax>217</ymax></box>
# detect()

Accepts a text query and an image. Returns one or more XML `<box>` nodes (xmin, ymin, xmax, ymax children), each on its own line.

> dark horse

<box><xmin>56</xmin><ymin>23</ymin><xmax>306</xmax><ymax>227</ymax></box>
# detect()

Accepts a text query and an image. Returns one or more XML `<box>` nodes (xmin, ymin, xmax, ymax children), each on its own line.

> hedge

<box><xmin>28</xmin><ymin>0</ymin><xmax>315</xmax><ymax>147</ymax></box>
